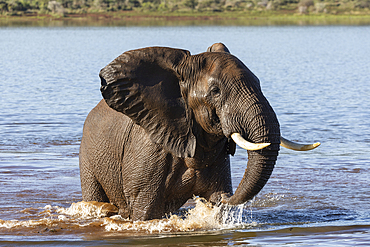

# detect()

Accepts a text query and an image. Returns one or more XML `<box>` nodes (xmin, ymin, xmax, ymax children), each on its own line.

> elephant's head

<box><xmin>100</xmin><ymin>43</ymin><xmax>319</xmax><ymax>205</ymax></box>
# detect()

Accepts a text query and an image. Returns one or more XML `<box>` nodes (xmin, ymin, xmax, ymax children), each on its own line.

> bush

<box><xmin>141</xmin><ymin>1</ymin><xmax>156</xmax><ymax>10</ymax></box>
<box><xmin>183</xmin><ymin>0</ymin><xmax>197</xmax><ymax>9</ymax></box>
<box><xmin>0</xmin><ymin>0</ymin><xmax>369</xmax><ymax>15</ymax></box>
<box><xmin>0</xmin><ymin>1</ymin><xmax>8</xmax><ymax>12</ymax></box>
<box><xmin>8</xmin><ymin>0</ymin><xmax>27</xmax><ymax>11</ymax></box>
<box><xmin>355</xmin><ymin>0</ymin><xmax>370</xmax><ymax>8</ymax></box>
<box><xmin>299</xmin><ymin>0</ymin><xmax>314</xmax><ymax>7</ymax></box>
<box><xmin>197</xmin><ymin>0</ymin><xmax>224</xmax><ymax>11</ymax></box>
<box><xmin>47</xmin><ymin>0</ymin><xmax>65</xmax><ymax>13</ymax></box>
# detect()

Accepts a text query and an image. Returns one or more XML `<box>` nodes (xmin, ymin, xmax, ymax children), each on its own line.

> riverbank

<box><xmin>1</xmin><ymin>10</ymin><xmax>370</xmax><ymax>26</ymax></box>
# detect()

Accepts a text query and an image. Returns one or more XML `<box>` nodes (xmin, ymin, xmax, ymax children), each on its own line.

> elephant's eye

<box><xmin>209</xmin><ymin>86</ymin><xmax>221</xmax><ymax>97</ymax></box>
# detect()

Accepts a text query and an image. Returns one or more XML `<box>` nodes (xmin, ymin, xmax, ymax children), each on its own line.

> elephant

<box><xmin>79</xmin><ymin>43</ymin><xmax>320</xmax><ymax>221</ymax></box>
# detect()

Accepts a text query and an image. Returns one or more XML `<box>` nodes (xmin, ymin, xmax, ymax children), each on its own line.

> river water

<box><xmin>0</xmin><ymin>26</ymin><xmax>369</xmax><ymax>245</ymax></box>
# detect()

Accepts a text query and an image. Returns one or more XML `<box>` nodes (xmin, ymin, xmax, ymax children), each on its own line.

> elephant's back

<box><xmin>85</xmin><ymin>99</ymin><xmax>127</xmax><ymax>126</ymax></box>
<box><xmin>83</xmin><ymin>100</ymin><xmax>127</xmax><ymax>134</ymax></box>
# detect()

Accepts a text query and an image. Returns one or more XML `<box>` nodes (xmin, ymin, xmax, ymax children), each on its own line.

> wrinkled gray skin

<box><xmin>79</xmin><ymin>43</ymin><xmax>280</xmax><ymax>221</ymax></box>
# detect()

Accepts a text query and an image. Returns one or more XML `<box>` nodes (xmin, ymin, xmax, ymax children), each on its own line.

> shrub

<box><xmin>299</xmin><ymin>0</ymin><xmax>314</xmax><ymax>7</ymax></box>
<box><xmin>355</xmin><ymin>0</ymin><xmax>370</xmax><ymax>8</ymax></box>
<box><xmin>0</xmin><ymin>1</ymin><xmax>8</xmax><ymax>12</ymax></box>
<box><xmin>8</xmin><ymin>0</ymin><xmax>27</xmax><ymax>11</ymax></box>
<box><xmin>47</xmin><ymin>0</ymin><xmax>65</xmax><ymax>13</ymax></box>
<box><xmin>183</xmin><ymin>0</ymin><xmax>197</xmax><ymax>9</ymax></box>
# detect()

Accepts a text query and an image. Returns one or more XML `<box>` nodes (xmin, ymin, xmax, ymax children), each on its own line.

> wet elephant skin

<box><xmin>79</xmin><ymin>43</ymin><xmax>280</xmax><ymax>221</ymax></box>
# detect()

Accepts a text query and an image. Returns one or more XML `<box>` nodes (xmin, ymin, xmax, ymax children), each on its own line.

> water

<box><xmin>0</xmin><ymin>26</ymin><xmax>369</xmax><ymax>245</ymax></box>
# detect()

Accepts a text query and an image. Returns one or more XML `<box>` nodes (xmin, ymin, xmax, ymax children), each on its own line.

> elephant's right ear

<box><xmin>100</xmin><ymin>47</ymin><xmax>196</xmax><ymax>158</ymax></box>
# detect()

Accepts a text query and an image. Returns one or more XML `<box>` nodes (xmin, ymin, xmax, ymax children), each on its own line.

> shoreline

<box><xmin>1</xmin><ymin>11</ymin><xmax>370</xmax><ymax>26</ymax></box>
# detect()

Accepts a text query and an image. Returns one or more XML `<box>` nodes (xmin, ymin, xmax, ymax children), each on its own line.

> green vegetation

<box><xmin>1</xmin><ymin>0</ymin><xmax>370</xmax><ymax>14</ymax></box>
<box><xmin>0</xmin><ymin>0</ymin><xmax>369</xmax><ymax>26</ymax></box>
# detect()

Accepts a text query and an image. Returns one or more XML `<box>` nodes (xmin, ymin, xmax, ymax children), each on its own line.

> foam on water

<box><xmin>0</xmin><ymin>197</ymin><xmax>263</xmax><ymax>234</ymax></box>
<box><xmin>57</xmin><ymin>201</ymin><xmax>119</xmax><ymax>219</ymax></box>
<box><xmin>104</xmin><ymin>198</ymin><xmax>225</xmax><ymax>233</ymax></box>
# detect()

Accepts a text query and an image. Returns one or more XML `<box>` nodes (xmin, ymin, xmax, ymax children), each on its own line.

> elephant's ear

<box><xmin>207</xmin><ymin>43</ymin><xmax>230</xmax><ymax>53</ymax></box>
<box><xmin>100</xmin><ymin>47</ymin><xmax>196</xmax><ymax>158</ymax></box>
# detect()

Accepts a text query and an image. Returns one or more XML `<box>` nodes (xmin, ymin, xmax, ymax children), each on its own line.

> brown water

<box><xmin>0</xmin><ymin>26</ymin><xmax>369</xmax><ymax>245</ymax></box>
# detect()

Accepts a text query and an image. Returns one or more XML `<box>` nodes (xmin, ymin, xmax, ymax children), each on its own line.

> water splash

<box><xmin>102</xmin><ymin>198</ymin><xmax>222</xmax><ymax>233</ymax></box>
<box><xmin>102</xmin><ymin>197</ymin><xmax>259</xmax><ymax>233</ymax></box>
<box><xmin>56</xmin><ymin>201</ymin><xmax>119</xmax><ymax>219</ymax></box>
<box><xmin>218</xmin><ymin>202</ymin><xmax>255</xmax><ymax>227</ymax></box>
<box><xmin>0</xmin><ymin>197</ymin><xmax>263</xmax><ymax>234</ymax></box>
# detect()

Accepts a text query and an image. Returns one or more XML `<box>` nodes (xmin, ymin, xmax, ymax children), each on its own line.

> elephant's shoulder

<box><xmin>92</xmin><ymin>100</ymin><xmax>129</xmax><ymax>120</ymax></box>
<box><xmin>84</xmin><ymin>100</ymin><xmax>133</xmax><ymax>132</ymax></box>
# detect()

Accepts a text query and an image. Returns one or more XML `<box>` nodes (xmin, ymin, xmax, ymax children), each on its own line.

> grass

<box><xmin>1</xmin><ymin>9</ymin><xmax>370</xmax><ymax>26</ymax></box>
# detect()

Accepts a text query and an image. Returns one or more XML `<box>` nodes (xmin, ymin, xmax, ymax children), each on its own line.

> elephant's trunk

<box><xmin>223</xmin><ymin>93</ymin><xmax>280</xmax><ymax>205</ymax></box>
<box><xmin>227</xmin><ymin>145</ymin><xmax>279</xmax><ymax>204</ymax></box>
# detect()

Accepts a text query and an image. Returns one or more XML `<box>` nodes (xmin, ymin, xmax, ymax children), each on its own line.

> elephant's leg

<box><xmin>80</xmin><ymin>139</ymin><xmax>130</xmax><ymax>218</ymax></box>
<box><xmin>80</xmin><ymin>101</ymin><xmax>132</xmax><ymax>218</ymax></box>
<box><xmin>197</xmin><ymin>155</ymin><xmax>233</xmax><ymax>204</ymax></box>
<box><xmin>80</xmin><ymin>155</ymin><xmax>131</xmax><ymax>218</ymax></box>
<box><xmin>97</xmin><ymin>158</ymin><xmax>131</xmax><ymax>219</ymax></box>
<box><xmin>125</xmin><ymin>164</ymin><xmax>168</xmax><ymax>221</ymax></box>
<box><xmin>121</xmin><ymin>141</ymin><xmax>176</xmax><ymax>221</ymax></box>
<box><xmin>79</xmin><ymin>150</ymin><xmax>109</xmax><ymax>203</ymax></box>
<box><xmin>80</xmin><ymin>170</ymin><xmax>109</xmax><ymax>203</ymax></box>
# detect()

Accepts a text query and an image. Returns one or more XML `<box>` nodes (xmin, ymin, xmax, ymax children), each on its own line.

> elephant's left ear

<box><xmin>207</xmin><ymin>43</ymin><xmax>230</xmax><ymax>53</ymax></box>
<box><xmin>100</xmin><ymin>47</ymin><xmax>196</xmax><ymax>158</ymax></box>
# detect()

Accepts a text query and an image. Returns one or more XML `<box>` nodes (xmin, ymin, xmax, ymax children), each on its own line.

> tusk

<box><xmin>231</xmin><ymin>133</ymin><xmax>271</xmax><ymax>151</ymax></box>
<box><xmin>280</xmin><ymin>136</ymin><xmax>320</xmax><ymax>151</ymax></box>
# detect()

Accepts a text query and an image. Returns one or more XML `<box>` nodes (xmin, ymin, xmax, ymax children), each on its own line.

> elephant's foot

<box><xmin>118</xmin><ymin>207</ymin><xmax>131</xmax><ymax>219</ymax></box>
<box><xmin>209</xmin><ymin>191</ymin><xmax>232</xmax><ymax>206</ymax></box>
